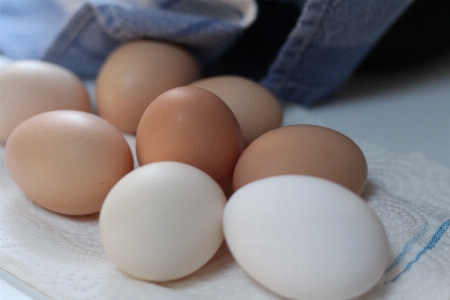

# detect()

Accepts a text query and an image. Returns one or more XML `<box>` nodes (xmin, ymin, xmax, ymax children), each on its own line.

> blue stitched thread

<box><xmin>384</xmin><ymin>219</ymin><xmax>450</xmax><ymax>285</ymax></box>
<box><xmin>384</xmin><ymin>223</ymin><xmax>428</xmax><ymax>275</ymax></box>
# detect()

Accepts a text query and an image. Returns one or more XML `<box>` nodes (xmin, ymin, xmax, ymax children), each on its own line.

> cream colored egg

<box><xmin>96</xmin><ymin>40</ymin><xmax>202</xmax><ymax>134</ymax></box>
<box><xmin>5</xmin><ymin>110</ymin><xmax>134</xmax><ymax>215</ymax></box>
<box><xmin>191</xmin><ymin>75</ymin><xmax>282</xmax><ymax>147</ymax></box>
<box><xmin>99</xmin><ymin>161</ymin><xmax>226</xmax><ymax>282</ymax></box>
<box><xmin>0</xmin><ymin>60</ymin><xmax>91</xmax><ymax>143</ymax></box>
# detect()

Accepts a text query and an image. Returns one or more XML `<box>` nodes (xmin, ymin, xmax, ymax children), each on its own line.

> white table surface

<box><xmin>1</xmin><ymin>51</ymin><xmax>449</xmax><ymax>299</ymax></box>
<box><xmin>303</xmin><ymin>53</ymin><xmax>450</xmax><ymax>168</ymax></box>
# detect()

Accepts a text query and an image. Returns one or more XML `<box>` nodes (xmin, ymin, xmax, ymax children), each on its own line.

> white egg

<box><xmin>99</xmin><ymin>161</ymin><xmax>226</xmax><ymax>282</ymax></box>
<box><xmin>223</xmin><ymin>175</ymin><xmax>390</xmax><ymax>300</ymax></box>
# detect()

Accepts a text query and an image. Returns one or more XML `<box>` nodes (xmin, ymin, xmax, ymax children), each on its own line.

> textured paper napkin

<box><xmin>1</xmin><ymin>116</ymin><xmax>450</xmax><ymax>299</ymax></box>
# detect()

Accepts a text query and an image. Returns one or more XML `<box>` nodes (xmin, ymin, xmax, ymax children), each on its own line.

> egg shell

<box><xmin>190</xmin><ymin>75</ymin><xmax>283</xmax><ymax>148</ymax></box>
<box><xmin>5</xmin><ymin>110</ymin><xmax>134</xmax><ymax>215</ymax></box>
<box><xmin>136</xmin><ymin>86</ymin><xmax>243</xmax><ymax>190</ymax></box>
<box><xmin>0</xmin><ymin>60</ymin><xmax>91</xmax><ymax>143</ymax></box>
<box><xmin>99</xmin><ymin>161</ymin><xmax>227</xmax><ymax>282</ymax></box>
<box><xmin>233</xmin><ymin>124</ymin><xmax>368</xmax><ymax>195</ymax></box>
<box><xmin>223</xmin><ymin>175</ymin><xmax>390</xmax><ymax>300</ymax></box>
<box><xmin>96</xmin><ymin>40</ymin><xmax>202</xmax><ymax>134</ymax></box>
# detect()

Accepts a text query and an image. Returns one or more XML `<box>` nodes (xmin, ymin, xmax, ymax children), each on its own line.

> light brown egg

<box><xmin>0</xmin><ymin>60</ymin><xmax>91</xmax><ymax>143</ymax></box>
<box><xmin>96</xmin><ymin>40</ymin><xmax>202</xmax><ymax>134</ymax></box>
<box><xmin>191</xmin><ymin>75</ymin><xmax>283</xmax><ymax>148</ymax></box>
<box><xmin>232</xmin><ymin>124</ymin><xmax>368</xmax><ymax>195</ymax></box>
<box><xmin>136</xmin><ymin>86</ymin><xmax>243</xmax><ymax>190</ymax></box>
<box><xmin>5</xmin><ymin>110</ymin><xmax>134</xmax><ymax>215</ymax></box>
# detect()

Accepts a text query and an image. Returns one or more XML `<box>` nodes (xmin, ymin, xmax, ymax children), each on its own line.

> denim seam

<box><xmin>263</xmin><ymin>0</ymin><xmax>334</xmax><ymax>97</ymax></box>
<box><xmin>97</xmin><ymin>5</ymin><xmax>136</xmax><ymax>39</ymax></box>
<box><xmin>284</xmin><ymin>0</ymin><xmax>334</xmax><ymax>82</ymax></box>
<box><xmin>41</xmin><ymin>4</ymin><xmax>97</xmax><ymax>60</ymax></box>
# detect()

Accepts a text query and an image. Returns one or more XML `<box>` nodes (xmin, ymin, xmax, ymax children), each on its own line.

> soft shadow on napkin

<box><xmin>1</xmin><ymin>113</ymin><xmax>450</xmax><ymax>299</ymax></box>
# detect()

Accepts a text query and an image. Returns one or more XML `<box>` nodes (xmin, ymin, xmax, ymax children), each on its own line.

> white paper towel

<box><xmin>1</xmin><ymin>125</ymin><xmax>450</xmax><ymax>300</ymax></box>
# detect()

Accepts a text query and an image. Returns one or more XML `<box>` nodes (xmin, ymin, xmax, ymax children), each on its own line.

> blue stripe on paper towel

<box><xmin>384</xmin><ymin>219</ymin><xmax>450</xmax><ymax>285</ymax></box>
<box><xmin>384</xmin><ymin>223</ymin><xmax>428</xmax><ymax>275</ymax></box>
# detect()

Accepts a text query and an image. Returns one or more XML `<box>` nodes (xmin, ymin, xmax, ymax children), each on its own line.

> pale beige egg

<box><xmin>0</xmin><ymin>60</ymin><xmax>91</xmax><ymax>143</ymax></box>
<box><xmin>191</xmin><ymin>75</ymin><xmax>283</xmax><ymax>148</ymax></box>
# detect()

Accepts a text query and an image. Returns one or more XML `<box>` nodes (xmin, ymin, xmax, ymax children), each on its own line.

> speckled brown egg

<box><xmin>232</xmin><ymin>124</ymin><xmax>368</xmax><ymax>195</ymax></box>
<box><xmin>0</xmin><ymin>60</ymin><xmax>91</xmax><ymax>143</ymax></box>
<box><xmin>5</xmin><ymin>110</ymin><xmax>134</xmax><ymax>215</ymax></box>
<box><xmin>136</xmin><ymin>86</ymin><xmax>243</xmax><ymax>190</ymax></box>
<box><xmin>96</xmin><ymin>40</ymin><xmax>202</xmax><ymax>134</ymax></box>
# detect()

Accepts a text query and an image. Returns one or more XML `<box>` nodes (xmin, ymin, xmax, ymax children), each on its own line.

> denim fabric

<box><xmin>0</xmin><ymin>0</ymin><xmax>257</xmax><ymax>76</ymax></box>
<box><xmin>0</xmin><ymin>0</ymin><xmax>414</xmax><ymax>104</ymax></box>
<box><xmin>0</xmin><ymin>0</ymin><xmax>65</xmax><ymax>58</ymax></box>
<box><xmin>261</xmin><ymin>0</ymin><xmax>415</xmax><ymax>104</ymax></box>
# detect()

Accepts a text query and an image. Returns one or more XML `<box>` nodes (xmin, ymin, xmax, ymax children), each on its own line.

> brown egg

<box><xmin>96</xmin><ymin>40</ymin><xmax>202</xmax><ymax>134</ymax></box>
<box><xmin>136</xmin><ymin>86</ymin><xmax>243</xmax><ymax>190</ymax></box>
<box><xmin>0</xmin><ymin>60</ymin><xmax>91</xmax><ymax>143</ymax></box>
<box><xmin>191</xmin><ymin>75</ymin><xmax>283</xmax><ymax>148</ymax></box>
<box><xmin>232</xmin><ymin>125</ymin><xmax>368</xmax><ymax>195</ymax></box>
<box><xmin>5</xmin><ymin>110</ymin><xmax>134</xmax><ymax>215</ymax></box>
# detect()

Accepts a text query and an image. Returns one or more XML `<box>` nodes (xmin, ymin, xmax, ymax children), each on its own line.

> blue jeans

<box><xmin>0</xmin><ymin>0</ymin><xmax>414</xmax><ymax>105</ymax></box>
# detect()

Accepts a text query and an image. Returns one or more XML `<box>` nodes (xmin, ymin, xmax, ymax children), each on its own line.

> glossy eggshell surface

<box><xmin>0</xmin><ymin>60</ymin><xmax>91</xmax><ymax>143</ymax></box>
<box><xmin>233</xmin><ymin>124</ymin><xmax>368</xmax><ymax>195</ymax></box>
<box><xmin>99</xmin><ymin>162</ymin><xmax>227</xmax><ymax>282</ymax></box>
<box><xmin>96</xmin><ymin>40</ymin><xmax>202</xmax><ymax>133</ymax></box>
<box><xmin>5</xmin><ymin>110</ymin><xmax>134</xmax><ymax>215</ymax></box>
<box><xmin>190</xmin><ymin>75</ymin><xmax>283</xmax><ymax>148</ymax></box>
<box><xmin>223</xmin><ymin>175</ymin><xmax>390</xmax><ymax>300</ymax></box>
<box><xmin>136</xmin><ymin>86</ymin><xmax>243</xmax><ymax>190</ymax></box>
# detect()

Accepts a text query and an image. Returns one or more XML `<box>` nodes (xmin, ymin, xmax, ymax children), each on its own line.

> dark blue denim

<box><xmin>261</xmin><ymin>0</ymin><xmax>414</xmax><ymax>104</ymax></box>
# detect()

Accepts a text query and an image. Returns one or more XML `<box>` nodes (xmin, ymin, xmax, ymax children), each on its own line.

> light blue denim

<box><xmin>0</xmin><ymin>0</ymin><xmax>415</xmax><ymax>105</ymax></box>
